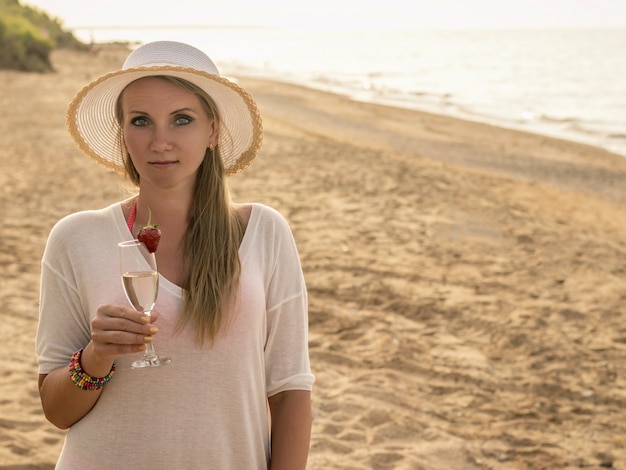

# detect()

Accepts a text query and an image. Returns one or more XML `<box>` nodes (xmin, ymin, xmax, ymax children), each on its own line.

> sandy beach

<box><xmin>2</xmin><ymin>44</ymin><xmax>626</xmax><ymax>469</ymax></box>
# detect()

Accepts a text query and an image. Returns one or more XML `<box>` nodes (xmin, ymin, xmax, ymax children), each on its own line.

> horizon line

<box><xmin>70</xmin><ymin>24</ymin><xmax>273</xmax><ymax>30</ymax></box>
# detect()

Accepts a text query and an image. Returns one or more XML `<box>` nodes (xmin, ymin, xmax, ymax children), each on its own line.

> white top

<box><xmin>36</xmin><ymin>202</ymin><xmax>314</xmax><ymax>469</ymax></box>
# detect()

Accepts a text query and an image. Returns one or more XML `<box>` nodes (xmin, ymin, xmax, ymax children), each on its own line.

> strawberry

<box><xmin>137</xmin><ymin>207</ymin><xmax>161</xmax><ymax>253</ymax></box>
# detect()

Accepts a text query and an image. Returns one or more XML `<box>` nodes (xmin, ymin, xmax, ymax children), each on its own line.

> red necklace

<box><xmin>127</xmin><ymin>199</ymin><xmax>137</xmax><ymax>233</ymax></box>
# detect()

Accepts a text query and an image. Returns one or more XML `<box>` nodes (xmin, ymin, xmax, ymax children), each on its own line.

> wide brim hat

<box><xmin>67</xmin><ymin>41</ymin><xmax>262</xmax><ymax>176</ymax></box>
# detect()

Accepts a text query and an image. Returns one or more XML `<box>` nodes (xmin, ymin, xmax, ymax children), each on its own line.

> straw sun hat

<box><xmin>67</xmin><ymin>41</ymin><xmax>263</xmax><ymax>176</ymax></box>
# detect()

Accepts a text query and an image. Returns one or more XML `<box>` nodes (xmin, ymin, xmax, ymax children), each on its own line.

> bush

<box><xmin>0</xmin><ymin>14</ymin><xmax>53</xmax><ymax>71</ymax></box>
<box><xmin>0</xmin><ymin>0</ymin><xmax>87</xmax><ymax>72</ymax></box>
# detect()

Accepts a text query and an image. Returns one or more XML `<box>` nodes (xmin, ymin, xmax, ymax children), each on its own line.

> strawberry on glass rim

<box><xmin>137</xmin><ymin>208</ymin><xmax>161</xmax><ymax>253</ymax></box>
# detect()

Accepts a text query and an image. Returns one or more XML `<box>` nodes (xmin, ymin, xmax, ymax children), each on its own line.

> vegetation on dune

<box><xmin>0</xmin><ymin>0</ymin><xmax>86</xmax><ymax>72</ymax></box>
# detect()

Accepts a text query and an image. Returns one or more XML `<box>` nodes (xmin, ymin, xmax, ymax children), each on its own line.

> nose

<box><xmin>149</xmin><ymin>125</ymin><xmax>174</xmax><ymax>152</ymax></box>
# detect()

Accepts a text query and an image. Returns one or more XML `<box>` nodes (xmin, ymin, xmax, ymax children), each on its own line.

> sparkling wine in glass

<box><xmin>119</xmin><ymin>240</ymin><xmax>170</xmax><ymax>368</ymax></box>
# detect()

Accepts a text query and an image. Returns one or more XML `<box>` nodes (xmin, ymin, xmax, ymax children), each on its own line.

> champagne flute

<box><xmin>119</xmin><ymin>240</ymin><xmax>171</xmax><ymax>368</ymax></box>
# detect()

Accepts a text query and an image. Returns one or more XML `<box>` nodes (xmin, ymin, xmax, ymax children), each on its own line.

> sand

<box><xmin>1</xmin><ymin>44</ymin><xmax>626</xmax><ymax>469</ymax></box>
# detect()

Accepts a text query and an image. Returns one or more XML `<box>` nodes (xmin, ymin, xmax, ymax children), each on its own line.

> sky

<box><xmin>21</xmin><ymin>0</ymin><xmax>626</xmax><ymax>31</ymax></box>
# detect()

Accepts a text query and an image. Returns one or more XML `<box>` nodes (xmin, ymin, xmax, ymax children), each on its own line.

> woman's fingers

<box><xmin>91</xmin><ymin>327</ymin><xmax>155</xmax><ymax>345</ymax></box>
<box><xmin>90</xmin><ymin>304</ymin><xmax>160</xmax><ymax>354</ymax></box>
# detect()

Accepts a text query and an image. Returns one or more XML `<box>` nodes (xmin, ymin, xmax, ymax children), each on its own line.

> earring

<box><xmin>208</xmin><ymin>144</ymin><xmax>214</xmax><ymax>151</ymax></box>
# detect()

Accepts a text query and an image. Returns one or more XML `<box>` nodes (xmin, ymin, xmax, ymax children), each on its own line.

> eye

<box><xmin>174</xmin><ymin>115</ymin><xmax>193</xmax><ymax>126</ymax></box>
<box><xmin>130</xmin><ymin>116</ymin><xmax>150</xmax><ymax>127</ymax></box>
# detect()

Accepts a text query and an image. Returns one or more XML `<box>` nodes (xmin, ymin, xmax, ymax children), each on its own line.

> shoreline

<box><xmin>250</xmin><ymin>74</ymin><xmax>626</xmax><ymax>161</ymax></box>
<box><xmin>233</xmin><ymin>74</ymin><xmax>626</xmax><ymax>208</ymax></box>
<box><xmin>2</xmin><ymin>45</ymin><xmax>626</xmax><ymax>468</ymax></box>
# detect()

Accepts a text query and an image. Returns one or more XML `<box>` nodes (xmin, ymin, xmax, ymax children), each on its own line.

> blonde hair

<box><xmin>116</xmin><ymin>76</ymin><xmax>244</xmax><ymax>345</ymax></box>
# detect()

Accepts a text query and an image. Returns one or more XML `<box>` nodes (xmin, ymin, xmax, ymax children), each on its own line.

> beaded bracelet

<box><xmin>69</xmin><ymin>348</ymin><xmax>116</xmax><ymax>391</ymax></box>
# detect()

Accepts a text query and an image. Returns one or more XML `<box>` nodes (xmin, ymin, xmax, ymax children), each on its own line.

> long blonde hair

<box><xmin>116</xmin><ymin>76</ymin><xmax>244</xmax><ymax>345</ymax></box>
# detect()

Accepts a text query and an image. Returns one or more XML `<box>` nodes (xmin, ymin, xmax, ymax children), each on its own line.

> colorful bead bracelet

<box><xmin>69</xmin><ymin>348</ymin><xmax>116</xmax><ymax>391</ymax></box>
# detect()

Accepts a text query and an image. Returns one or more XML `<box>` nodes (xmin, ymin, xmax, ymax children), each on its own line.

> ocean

<box><xmin>72</xmin><ymin>26</ymin><xmax>626</xmax><ymax>157</ymax></box>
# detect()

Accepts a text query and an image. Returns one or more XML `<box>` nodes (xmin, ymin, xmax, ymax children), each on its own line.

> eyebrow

<box><xmin>127</xmin><ymin>107</ymin><xmax>198</xmax><ymax>116</ymax></box>
<box><xmin>170</xmin><ymin>107</ymin><xmax>197</xmax><ymax>115</ymax></box>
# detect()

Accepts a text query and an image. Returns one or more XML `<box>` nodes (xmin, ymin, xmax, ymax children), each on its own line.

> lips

<box><xmin>149</xmin><ymin>160</ymin><xmax>179</xmax><ymax>166</ymax></box>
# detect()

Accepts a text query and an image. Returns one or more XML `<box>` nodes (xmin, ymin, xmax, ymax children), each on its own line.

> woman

<box><xmin>36</xmin><ymin>41</ymin><xmax>314</xmax><ymax>469</ymax></box>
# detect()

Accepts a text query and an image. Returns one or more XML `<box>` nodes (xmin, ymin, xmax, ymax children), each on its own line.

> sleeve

<box><xmin>36</xmin><ymin>217</ymin><xmax>93</xmax><ymax>374</ymax></box>
<box><xmin>263</xmin><ymin>208</ymin><xmax>315</xmax><ymax>397</ymax></box>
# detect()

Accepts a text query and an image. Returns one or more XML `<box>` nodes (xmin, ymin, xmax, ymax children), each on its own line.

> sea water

<box><xmin>72</xmin><ymin>26</ymin><xmax>626</xmax><ymax>157</ymax></box>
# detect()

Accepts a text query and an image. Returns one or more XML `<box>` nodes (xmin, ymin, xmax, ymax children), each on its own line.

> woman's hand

<box><xmin>38</xmin><ymin>304</ymin><xmax>161</xmax><ymax>429</ymax></box>
<box><xmin>89</xmin><ymin>303</ymin><xmax>160</xmax><ymax>362</ymax></box>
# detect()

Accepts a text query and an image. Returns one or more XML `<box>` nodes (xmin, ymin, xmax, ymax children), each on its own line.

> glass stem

<box><xmin>143</xmin><ymin>309</ymin><xmax>158</xmax><ymax>360</ymax></box>
<box><xmin>143</xmin><ymin>342</ymin><xmax>158</xmax><ymax>361</ymax></box>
